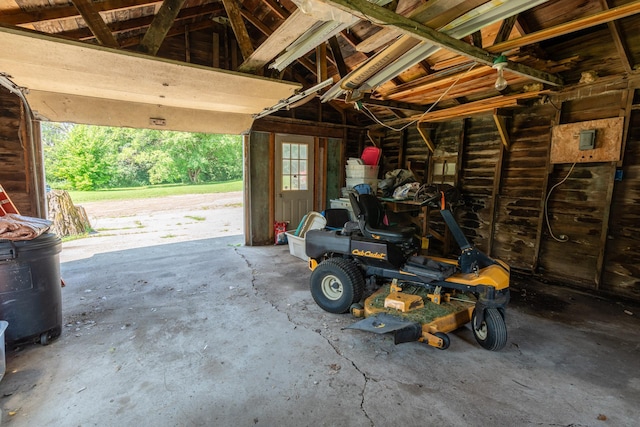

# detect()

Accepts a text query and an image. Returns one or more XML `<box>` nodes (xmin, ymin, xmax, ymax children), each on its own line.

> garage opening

<box><xmin>40</xmin><ymin>122</ymin><xmax>245</xmax><ymax>248</ymax></box>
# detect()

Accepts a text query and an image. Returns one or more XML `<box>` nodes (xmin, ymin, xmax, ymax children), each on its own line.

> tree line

<box><xmin>42</xmin><ymin>123</ymin><xmax>243</xmax><ymax>190</ymax></box>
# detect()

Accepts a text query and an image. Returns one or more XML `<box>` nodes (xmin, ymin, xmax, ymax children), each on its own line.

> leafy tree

<box><xmin>163</xmin><ymin>132</ymin><xmax>243</xmax><ymax>184</ymax></box>
<box><xmin>41</xmin><ymin>123</ymin><xmax>243</xmax><ymax>189</ymax></box>
<box><xmin>45</xmin><ymin>124</ymin><xmax>116</xmax><ymax>190</ymax></box>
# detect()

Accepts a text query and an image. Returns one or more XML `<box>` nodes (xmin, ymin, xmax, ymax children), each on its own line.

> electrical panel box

<box><xmin>550</xmin><ymin>117</ymin><xmax>624</xmax><ymax>164</ymax></box>
<box><xmin>579</xmin><ymin>129</ymin><xmax>596</xmax><ymax>150</ymax></box>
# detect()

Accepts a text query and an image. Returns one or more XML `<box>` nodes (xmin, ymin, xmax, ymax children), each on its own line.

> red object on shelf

<box><xmin>0</xmin><ymin>184</ymin><xmax>20</xmax><ymax>216</ymax></box>
<box><xmin>361</xmin><ymin>146</ymin><xmax>381</xmax><ymax>166</ymax></box>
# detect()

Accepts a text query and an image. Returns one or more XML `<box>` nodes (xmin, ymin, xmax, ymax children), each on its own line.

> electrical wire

<box><xmin>544</xmin><ymin>162</ymin><xmax>576</xmax><ymax>242</ymax></box>
<box><xmin>357</xmin><ymin>62</ymin><xmax>477</xmax><ymax>132</ymax></box>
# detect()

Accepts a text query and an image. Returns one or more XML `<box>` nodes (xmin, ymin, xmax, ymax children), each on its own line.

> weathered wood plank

<box><xmin>71</xmin><ymin>0</ymin><xmax>119</xmax><ymax>48</ymax></box>
<box><xmin>138</xmin><ymin>0</ymin><xmax>187</xmax><ymax>56</ymax></box>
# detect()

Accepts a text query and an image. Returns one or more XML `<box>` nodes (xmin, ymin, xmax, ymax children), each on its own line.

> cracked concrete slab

<box><xmin>0</xmin><ymin>193</ymin><xmax>639</xmax><ymax>426</ymax></box>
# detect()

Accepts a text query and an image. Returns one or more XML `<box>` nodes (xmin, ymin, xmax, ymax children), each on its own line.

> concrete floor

<box><xmin>1</xmin><ymin>230</ymin><xmax>639</xmax><ymax>426</ymax></box>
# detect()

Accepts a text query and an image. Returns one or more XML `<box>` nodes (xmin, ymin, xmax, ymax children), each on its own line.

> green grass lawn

<box><xmin>67</xmin><ymin>180</ymin><xmax>243</xmax><ymax>203</ymax></box>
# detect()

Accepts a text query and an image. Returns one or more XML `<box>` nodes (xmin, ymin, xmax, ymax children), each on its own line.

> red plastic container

<box><xmin>361</xmin><ymin>147</ymin><xmax>381</xmax><ymax>166</ymax></box>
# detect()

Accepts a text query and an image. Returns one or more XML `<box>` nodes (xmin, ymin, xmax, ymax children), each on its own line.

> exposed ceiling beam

<box><xmin>119</xmin><ymin>20</ymin><xmax>216</xmax><ymax>48</ymax></box>
<box><xmin>238</xmin><ymin>10</ymin><xmax>317</xmax><ymax>72</ymax></box>
<box><xmin>361</xmin><ymin>94</ymin><xmax>426</xmax><ymax>113</ymax></box>
<box><xmin>240</xmin><ymin>6</ymin><xmax>272</xmax><ymax>37</ymax></box>
<box><xmin>71</xmin><ymin>0</ymin><xmax>119</xmax><ymax>47</ymax></box>
<box><xmin>355</xmin><ymin>0</ymin><xmax>483</xmax><ymax>53</ymax></box>
<box><xmin>328</xmin><ymin>36</ymin><xmax>348</xmax><ymax>78</ymax></box>
<box><xmin>316</xmin><ymin>43</ymin><xmax>328</xmax><ymax>83</ymax></box>
<box><xmin>379</xmin><ymin>90</ymin><xmax>549</xmax><ymax>128</ymax></box>
<box><xmin>259</xmin><ymin>0</ymin><xmax>290</xmax><ymax>20</ymax></box>
<box><xmin>488</xmin><ymin>0</ymin><xmax>640</xmax><ymax>54</ymax></box>
<box><xmin>3</xmin><ymin>0</ymin><xmax>161</xmax><ymax>26</ymax></box>
<box><xmin>318</xmin><ymin>0</ymin><xmax>563</xmax><ymax>86</ymax></box>
<box><xmin>470</xmin><ymin>30</ymin><xmax>482</xmax><ymax>48</ymax></box>
<box><xmin>221</xmin><ymin>0</ymin><xmax>254</xmax><ymax>60</ymax></box>
<box><xmin>138</xmin><ymin>0</ymin><xmax>187</xmax><ymax>55</ymax></box>
<box><xmin>598</xmin><ymin>0</ymin><xmax>633</xmax><ymax>73</ymax></box>
<box><xmin>494</xmin><ymin>14</ymin><xmax>519</xmax><ymax>45</ymax></box>
<box><xmin>58</xmin><ymin>4</ymin><xmax>224</xmax><ymax>41</ymax></box>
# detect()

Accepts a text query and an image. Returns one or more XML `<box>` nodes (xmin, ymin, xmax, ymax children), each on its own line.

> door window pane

<box><xmin>281</xmin><ymin>142</ymin><xmax>309</xmax><ymax>192</ymax></box>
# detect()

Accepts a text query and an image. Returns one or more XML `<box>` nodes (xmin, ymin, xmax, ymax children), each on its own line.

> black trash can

<box><xmin>0</xmin><ymin>233</ymin><xmax>62</xmax><ymax>345</ymax></box>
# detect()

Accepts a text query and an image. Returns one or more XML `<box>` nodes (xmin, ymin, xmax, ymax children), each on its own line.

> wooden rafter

<box><xmin>237</xmin><ymin>10</ymin><xmax>317</xmax><ymax>72</ymax></box>
<box><xmin>71</xmin><ymin>0</ymin><xmax>119</xmax><ymax>47</ymax></box>
<box><xmin>259</xmin><ymin>0</ymin><xmax>290</xmax><ymax>20</ymax></box>
<box><xmin>598</xmin><ymin>0</ymin><xmax>633</xmax><ymax>73</ymax></box>
<box><xmin>377</xmin><ymin>90</ymin><xmax>549</xmax><ymax>128</ymax></box>
<box><xmin>138</xmin><ymin>0</ymin><xmax>187</xmax><ymax>55</ymax></box>
<box><xmin>319</xmin><ymin>0</ymin><xmax>563</xmax><ymax>86</ymax></box>
<box><xmin>488</xmin><ymin>0</ymin><xmax>640</xmax><ymax>54</ymax></box>
<box><xmin>328</xmin><ymin>36</ymin><xmax>348</xmax><ymax>78</ymax></box>
<box><xmin>471</xmin><ymin>31</ymin><xmax>482</xmax><ymax>48</ymax></box>
<box><xmin>119</xmin><ymin>20</ymin><xmax>217</xmax><ymax>48</ymax></box>
<box><xmin>58</xmin><ymin>3</ymin><xmax>224</xmax><ymax>41</ymax></box>
<box><xmin>494</xmin><ymin>14</ymin><xmax>519</xmax><ymax>45</ymax></box>
<box><xmin>355</xmin><ymin>0</ymin><xmax>483</xmax><ymax>53</ymax></box>
<box><xmin>361</xmin><ymin>94</ymin><xmax>425</xmax><ymax>113</ymax></box>
<box><xmin>221</xmin><ymin>0</ymin><xmax>254</xmax><ymax>60</ymax></box>
<box><xmin>240</xmin><ymin>6</ymin><xmax>272</xmax><ymax>37</ymax></box>
<box><xmin>316</xmin><ymin>43</ymin><xmax>328</xmax><ymax>83</ymax></box>
<box><xmin>3</xmin><ymin>0</ymin><xmax>162</xmax><ymax>26</ymax></box>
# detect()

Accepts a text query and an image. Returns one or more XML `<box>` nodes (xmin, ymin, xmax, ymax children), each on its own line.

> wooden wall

<box><xmin>494</xmin><ymin>104</ymin><xmax>554</xmax><ymax>269</ymax></box>
<box><xmin>0</xmin><ymin>87</ymin><xmax>43</xmax><ymax>218</ymax></box>
<box><xmin>602</xmin><ymin>89</ymin><xmax>640</xmax><ymax>298</ymax></box>
<box><xmin>246</xmin><ymin>118</ymin><xmax>353</xmax><ymax>245</ymax></box>
<box><xmin>377</xmin><ymin>81</ymin><xmax>640</xmax><ymax>301</ymax></box>
<box><xmin>245</xmin><ymin>131</ymin><xmax>272</xmax><ymax>246</ymax></box>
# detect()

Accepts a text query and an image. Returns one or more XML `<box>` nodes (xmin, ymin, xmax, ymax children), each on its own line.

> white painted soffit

<box><xmin>0</xmin><ymin>26</ymin><xmax>301</xmax><ymax>134</ymax></box>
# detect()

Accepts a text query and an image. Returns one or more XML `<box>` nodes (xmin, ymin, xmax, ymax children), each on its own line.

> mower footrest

<box><xmin>404</xmin><ymin>256</ymin><xmax>457</xmax><ymax>281</ymax></box>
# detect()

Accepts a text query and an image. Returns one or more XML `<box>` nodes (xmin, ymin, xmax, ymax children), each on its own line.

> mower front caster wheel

<box><xmin>471</xmin><ymin>308</ymin><xmax>507</xmax><ymax>351</ymax></box>
<box><xmin>433</xmin><ymin>332</ymin><xmax>450</xmax><ymax>350</ymax></box>
<box><xmin>310</xmin><ymin>258</ymin><xmax>364</xmax><ymax>314</ymax></box>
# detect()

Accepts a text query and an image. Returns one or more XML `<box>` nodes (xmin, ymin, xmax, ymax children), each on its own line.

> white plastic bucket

<box><xmin>0</xmin><ymin>320</ymin><xmax>8</xmax><ymax>382</ymax></box>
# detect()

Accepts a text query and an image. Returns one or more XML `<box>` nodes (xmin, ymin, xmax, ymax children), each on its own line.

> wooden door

<box><xmin>275</xmin><ymin>134</ymin><xmax>314</xmax><ymax>229</ymax></box>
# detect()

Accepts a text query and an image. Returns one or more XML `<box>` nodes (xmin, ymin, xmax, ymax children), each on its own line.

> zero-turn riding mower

<box><xmin>305</xmin><ymin>186</ymin><xmax>510</xmax><ymax>351</ymax></box>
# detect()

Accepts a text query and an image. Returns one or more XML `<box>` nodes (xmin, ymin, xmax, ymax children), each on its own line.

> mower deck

<box><xmin>349</xmin><ymin>284</ymin><xmax>475</xmax><ymax>349</ymax></box>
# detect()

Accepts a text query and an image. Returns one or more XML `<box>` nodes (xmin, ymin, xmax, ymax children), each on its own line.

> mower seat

<box><xmin>349</xmin><ymin>193</ymin><xmax>416</xmax><ymax>244</ymax></box>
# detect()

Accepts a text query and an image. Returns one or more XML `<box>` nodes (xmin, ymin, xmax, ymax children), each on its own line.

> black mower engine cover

<box><xmin>306</xmin><ymin>229</ymin><xmax>406</xmax><ymax>268</ymax></box>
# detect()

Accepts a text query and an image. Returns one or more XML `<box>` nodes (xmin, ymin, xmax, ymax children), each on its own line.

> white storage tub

<box><xmin>346</xmin><ymin>165</ymin><xmax>379</xmax><ymax>179</ymax></box>
<box><xmin>286</xmin><ymin>212</ymin><xmax>326</xmax><ymax>261</ymax></box>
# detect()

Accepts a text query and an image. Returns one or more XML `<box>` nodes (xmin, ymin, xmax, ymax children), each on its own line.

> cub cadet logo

<box><xmin>352</xmin><ymin>249</ymin><xmax>386</xmax><ymax>259</ymax></box>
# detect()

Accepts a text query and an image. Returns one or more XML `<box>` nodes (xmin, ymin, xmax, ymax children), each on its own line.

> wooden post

<box><xmin>493</xmin><ymin>108</ymin><xmax>511</xmax><ymax>150</ymax></box>
<box><xmin>595</xmin><ymin>162</ymin><xmax>617</xmax><ymax>289</ymax></box>
<box><xmin>596</xmin><ymin>89</ymin><xmax>632</xmax><ymax>287</ymax></box>
<box><xmin>533</xmin><ymin>102</ymin><xmax>563</xmax><ymax>270</ymax></box>
<box><xmin>243</xmin><ymin>134</ymin><xmax>251</xmax><ymax>245</ymax></box>
<box><xmin>268</xmin><ymin>132</ymin><xmax>275</xmax><ymax>242</ymax></box>
<box><xmin>398</xmin><ymin>128</ymin><xmax>407</xmax><ymax>169</ymax></box>
<box><xmin>487</xmin><ymin>141</ymin><xmax>505</xmax><ymax>257</ymax></box>
<box><xmin>316</xmin><ymin>43</ymin><xmax>328</xmax><ymax>83</ymax></box>
<box><xmin>185</xmin><ymin>25</ymin><xmax>190</xmax><ymax>63</ymax></box>
<box><xmin>212</xmin><ymin>31</ymin><xmax>220</xmax><ymax>68</ymax></box>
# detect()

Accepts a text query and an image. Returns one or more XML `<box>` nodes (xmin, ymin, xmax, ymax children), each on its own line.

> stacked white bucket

<box><xmin>345</xmin><ymin>158</ymin><xmax>379</xmax><ymax>193</ymax></box>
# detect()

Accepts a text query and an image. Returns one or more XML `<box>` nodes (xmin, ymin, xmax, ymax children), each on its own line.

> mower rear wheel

<box><xmin>310</xmin><ymin>258</ymin><xmax>364</xmax><ymax>314</ymax></box>
<box><xmin>471</xmin><ymin>308</ymin><xmax>507</xmax><ymax>351</ymax></box>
